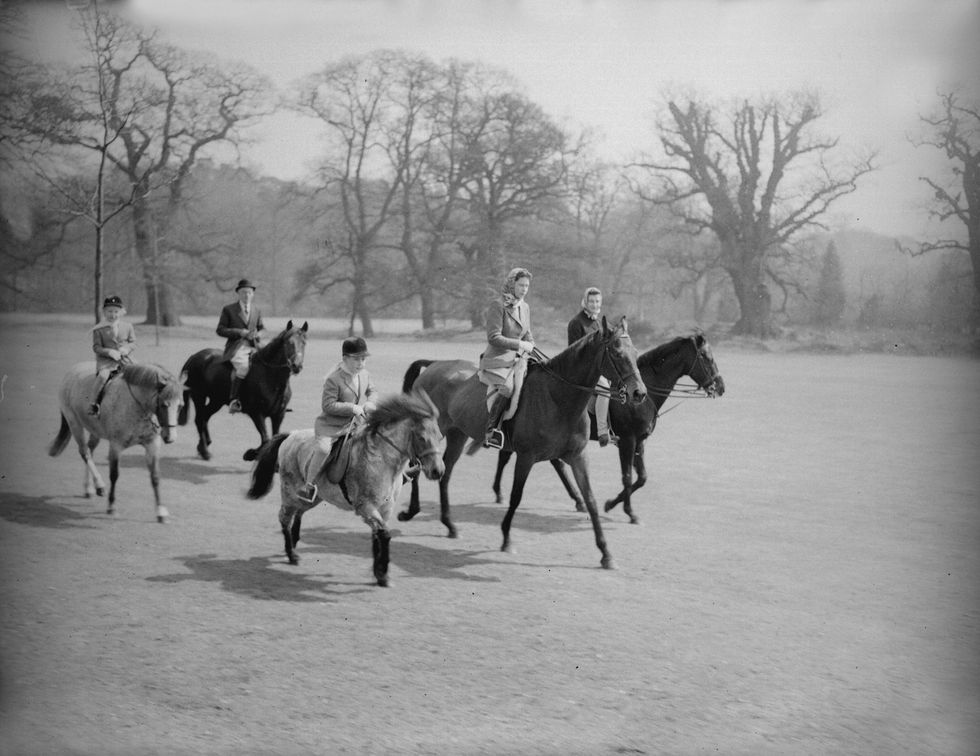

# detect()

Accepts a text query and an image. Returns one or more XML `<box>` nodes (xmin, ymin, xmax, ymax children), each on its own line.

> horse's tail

<box><xmin>48</xmin><ymin>414</ymin><xmax>71</xmax><ymax>457</ymax></box>
<box><xmin>177</xmin><ymin>363</ymin><xmax>192</xmax><ymax>426</ymax></box>
<box><xmin>402</xmin><ymin>359</ymin><xmax>434</xmax><ymax>393</ymax></box>
<box><xmin>246</xmin><ymin>433</ymin><xmax>290</xmax><ymax>500</ymax></box>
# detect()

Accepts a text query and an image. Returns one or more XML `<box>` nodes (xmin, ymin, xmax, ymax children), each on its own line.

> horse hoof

<box><xmin>242</xmin><ymin>449</ymin><xmax>257</xmax><ymax>462</ymax></box>
<box><xmin>447</xmin><ymin>528</ymin><xmax>459</xmax><ymax>539</ymax></box>
<box><xmin>603</xmin><ymin>500</ymin><xmax>616</xmax><ymax>512</ymax></box>
<box><xmin>397</xmin><ymin>511</ymin><xmax>412</xmax><ymax>522</ymax></box>
<box><xmin>629</xmin><ymin>515</ymin><xmax>640</xmax><ymax>525</ymax></box>
<box><xmin>601</xmin><ymin>557</ymin><xmax>617</xmax><ymax>570</ymax></box>
<box><xmin>501</xmin><ymin>543</ymin><xmax>515</xmax><ymax>554</ymax></box>
<box><xmin>575</xmin><ymin>502</ymin><xmax>586</xmax><ymax>513</ymax></box>
<box><xmin>376</xmin><ymin>576</ymin><xmax>390</xmax><ymax>588</ymax></box>
<box><xmin>287</xmin><ymin>554</ymin><xmax>299</xmax><ymax>565</ymax></box>
<box><xmin>95</xmin><ymin>487</ymin><xmax>105</xmax><ymax>497</ymax></box>
<box><xmin>198</xmin><ymin>446</ymin><xmax>211</xmax><ymax>461</ymax></box>
<box><xmin>106</xmin><ymin>508</ymin><xmax>115</xmax><ymax>516</ymax></box>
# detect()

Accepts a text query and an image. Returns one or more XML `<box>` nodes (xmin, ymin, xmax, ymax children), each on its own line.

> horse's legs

<box><xmin>279</xmin><ymin>502</ymin><xmax>300</xmax><ymax>565</ymax></box>
<box><xmin>492</xmin><ymin>451</ymin><xmax>512</xmax><ymax>504</ymax></box>
<box><xmin>604</xmin><ymin>436</ymin><xmax>636</xmax><ymax>516</ymax></box>
<box><xmin>372</xmin><ymin>528</ymin><xmax>392</xmax><ymax>587</ymax></box>
<box><xmin>436</xmin><ymin>429</ymin><xmax>467</xmax><ymax>538</ymax></box>
<box><xmin>107</xmin><ymin>445</ymin><xmax>119</xmax><ymax>516</ymax></box>
<box><xmin>500</xmin><ymin>454</ymin><xmax>535</xmax><ymax>554</ymax></box>
<box><xmin>245</xmin><ymin>413</ymin><xmax>270</xmax><ymax>460</ymax></box>
<box><xmin>193</xmin><ymin>394</ymin><xmax>216</xmax><ymax>460</ymax></box>
<box><xmin>622</xmin><ymin>439</ymin><xmax>646</xmax><ymax>525</ymax></box>
<box><xmin>78</xmin><ymin>432</ymin><xmax>104</xmax><ymax>498</ymax></box>
<box><xmin>550</xmin><ymin>459</ymin><xmax>586</xmax><ymax>512</ymax></box>
<box><xmin>144</xmin><ymin>440</ymin><xmax>167</xmax><ymax>523</ymax></box>
<box><xmin>565</xmin><ymin>453</ymin><xmax>615</xmax><ymax>569</ymax></box>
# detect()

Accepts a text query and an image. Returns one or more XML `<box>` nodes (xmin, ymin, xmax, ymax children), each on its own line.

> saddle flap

<box><xmin>324</xmin><ymin>434</ymin><xmax>353</xmax><ymax>484</ymax></box>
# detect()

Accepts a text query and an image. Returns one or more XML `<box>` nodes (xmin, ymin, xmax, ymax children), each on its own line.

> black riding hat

<box><xmin>342</xmin><ymin>337</ymin><xmax>370</xmax><ymax>357</ymax></box>
<box><xmin>103</xmin><ymin>295</ymin><xmax>124</xmax><ymax>308</ymax></box>
<box><xmin>235</xmin><ymin>279</ymin><xmax>257</xmax><ymax>291</ymax></box>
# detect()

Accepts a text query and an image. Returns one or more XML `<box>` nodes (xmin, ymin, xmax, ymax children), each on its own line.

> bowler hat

<box><xmin>342</xmin><ymin>337</ymin><xmax>370</xmax><ymax>357</ymax></box>
<box><xmin>235</xmin><ymin>279</ymin><xmax>257</xmax><ymax>291</ymax></box>
<box><xmin>103</xmin><ymin>295</ymin><xmax>124</xmax><ymax>309</ymax></box>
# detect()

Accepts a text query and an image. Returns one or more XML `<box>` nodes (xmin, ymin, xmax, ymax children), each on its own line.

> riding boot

<box><xmin>228</xmin><ymin>376</ymin><xmax>242</xmax><ymax>414</ymax></box>
<box><xmin>483</xmin><ymin>393</ymin><xmax>511</xmax><ymax>449</ymax></box>
<box><xmin>89</xmin><ymin>372</ymin><xmax>112</xmax><ymax>416</ymax></box>
<box><xmin>595</xmin><ymin>393</ymin><xmax>618</xmax><ymax>447</ymax></box>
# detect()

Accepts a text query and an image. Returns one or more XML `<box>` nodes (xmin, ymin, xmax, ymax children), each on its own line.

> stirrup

<box><xmin>88</xmin><ymin>403</ymin><xmax>101</xmax><ymax>417</ymax></box>
<box><xmin>297</xmin><ymin>483</ymin><xmax>318</xmax><ymax>504</ymax></box>
<box><xmin>484</xmin><ymin>428</ymin><xmax>504</xmax><ymax>450</ymax></box>
<box><xmin>228</xmin><ymin>399</ymin><xmax>242</xmax><ymax>414</ymax></box>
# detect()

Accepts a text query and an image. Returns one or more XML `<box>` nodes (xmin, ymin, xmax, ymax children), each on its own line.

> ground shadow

<box><xmin>0</xmin><ymin>492</ymin><xmax>99</xmax><ymax>530</ymax></box>
<box><xmin>119</xmin><ymin>455</ymin><xmax>245</xmax><ymax>484</ymax></box>
<box><xmin>146</xmin><ymin>552</ymin><xmax>371</xmax><ymax>603</ymax></box>
<box><xmin>297</xmin><ymin>525</ymin><xmax>504</xmax><ymax>583</ymax></box>
<box><xmin>399</xmin><ymin>494</ymin><xmax>600</xmax><ymax>537</ymax></box>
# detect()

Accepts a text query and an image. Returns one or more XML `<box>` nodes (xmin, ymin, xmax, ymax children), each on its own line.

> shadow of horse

<box><xmin>121</xmin><ymin>455</ymin><xmax>244</xmax><ymax>485</ymax></box>
<box><xmin>0</xmin><ymin>492</ymin><xmax>100</xmax><ymax>530</ymax></box>
<box><xmin>146</xmin><ymin>553</ymin><xmax>371</xmax><ymax>603</ymax></box>
<box><xmin>403</xmin><ymin>495</ymin><xmax>603</xmax><ymax>539</ymax></box>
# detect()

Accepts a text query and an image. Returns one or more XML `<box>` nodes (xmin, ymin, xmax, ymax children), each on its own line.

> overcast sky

<box><xmin>19</xmin><ymin>0</ymin><xmax>980</xmax><ymax>238</ymax></box>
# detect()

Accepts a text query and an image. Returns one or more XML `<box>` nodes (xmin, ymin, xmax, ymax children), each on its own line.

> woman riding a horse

<box><xmin>478</xmin><ymin>267</ymin><xmax>536</xmax><ymax>449</ymax></box>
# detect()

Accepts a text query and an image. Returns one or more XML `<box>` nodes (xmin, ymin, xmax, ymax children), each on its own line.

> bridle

<box><xmin>644</xmin><ymin>337</ymin><xmax>721</xmax><ymax>400</ymax></box>
<box><xmin>530</xmin><ymin>333</ymin><xmax>636</xmax><ymax>404</ymax></box>
<box><xmin>374</xmin><ymin>416</ymin><xmax>442</xmax><ymax>470</ymax></box>
<box><xmin>126</xmin><ymin>379</ymin><xmax>179</xmax><ymax>433</ymax></box>
<box><xmin>252</xmin><ymin>332</ymin><xmax>304</xmax><ymax>372</ymax></box>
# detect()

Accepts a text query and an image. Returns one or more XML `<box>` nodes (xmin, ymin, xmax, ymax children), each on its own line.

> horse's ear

<box><xmin>301</xmin><ymin>321</ymin><xmax>309</xmax><ymax>332</ymax></box>
<box><xmin>600</xmin><ymin>314</ymin><xmax>609</xmax><ymax>334</ymax></box>
<box><xmin>286</xmin><ymin>319</ymin><xmax>293</xmax><ymax>331</ymax></box>
<box><xmin>620</xmin><ymin>315</ymin><xmax>629</xmax><ymax>334</ymax></box>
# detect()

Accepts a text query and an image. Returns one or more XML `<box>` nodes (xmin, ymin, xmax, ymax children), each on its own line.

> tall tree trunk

<box><xmin>131</xmin><ymin>197</ymin><xmax>181</xmax><ymax>326</ymax></box>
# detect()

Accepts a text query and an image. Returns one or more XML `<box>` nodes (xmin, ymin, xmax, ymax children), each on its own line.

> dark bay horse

<box><xmin>492</xmin><ymin>331</ymin><xmax>725</xmax><ymax>524</ymax></box>
<box><xmin>246</xmin><ymin>391</ymin><xmax>445</xmax><ymax>587</ymax></box>
<box><xmin>399</xmin><ymin>316</ymin><xmax>647</xmax><ymax>569</ymax></box>
<box><xmin>48</xmin><ymin>362</ymin><xmax>183</xmax><ymax>522</ymax></box>
<box><xmin>178</xmin><ymin>320</ymin><xmax>308</xmax><ymax>461</ymax></box>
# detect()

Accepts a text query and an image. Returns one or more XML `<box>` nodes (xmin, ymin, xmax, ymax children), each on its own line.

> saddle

<box><xmin>324</xmin><ymin>432</ymin><xmax>353</xmax><ymax>485</ymax></box>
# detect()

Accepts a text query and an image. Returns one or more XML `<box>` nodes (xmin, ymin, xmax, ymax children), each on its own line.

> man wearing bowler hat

<box><xmin>216</xmin><ymin>279</ymin><xmax>265</xmax><ymax>413</ymax></box>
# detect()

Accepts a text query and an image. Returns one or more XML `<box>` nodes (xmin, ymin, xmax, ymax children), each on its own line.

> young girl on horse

<box><xmin>298</xmin><ymin>337</ymin><xmax>378</xmax><ymax>503</ymax></box>
<box><xmin>89</xmin><ymin>295</ymin><xmax>136</xmax><ymax>417</ymax></box>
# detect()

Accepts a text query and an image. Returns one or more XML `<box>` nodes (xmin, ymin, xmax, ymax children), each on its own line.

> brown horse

<box><xmin>492</xmin><ymin>331</ymin><xmax>726</xmax><ymax>524</ymax></box>
<box><xmin>399</xmin><ymin>316</ymin><xmax>646</xmax><ymax>570</ymax></box>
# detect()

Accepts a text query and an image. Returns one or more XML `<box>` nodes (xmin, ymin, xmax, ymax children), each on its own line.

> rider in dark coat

<box><xmin>216</xmin><ymin>279</ymin><xmax>265</xmax><ymax>413</ymax></box>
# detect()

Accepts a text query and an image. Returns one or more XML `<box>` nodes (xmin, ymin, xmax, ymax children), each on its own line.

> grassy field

<box><xmin>1</xmin><ymin>316</ymin><xmax>978</xmax><ymax>755</ymax></box>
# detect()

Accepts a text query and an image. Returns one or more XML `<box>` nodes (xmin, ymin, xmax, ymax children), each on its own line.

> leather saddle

<box><xmin>324</xmin><ymin>432</ymin><xmax>353</xmax><ymax>485</ymax></box>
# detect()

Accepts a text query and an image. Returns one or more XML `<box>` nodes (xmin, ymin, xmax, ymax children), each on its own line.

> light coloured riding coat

<box><xmin>92</xmin><ymin>320</ymin><xmax>137</xmax><ymax>373</ymax></box>
<box><xmin>314</xmin><ymin>365</ymin><xmax>377</xmax><ymax>439</ymax></box>
<box><xmin>479</xmin><ymin>298</ymin><xmax>532</xmax><ymax>395</ymax></box>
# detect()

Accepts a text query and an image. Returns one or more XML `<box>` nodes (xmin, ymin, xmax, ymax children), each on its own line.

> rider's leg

<box><xmin>298</xmin><ymin>436</ymin><xmax>332</xmax><ymax>503</ymax></box>
<box><xmin>595</xmin><ymin>377</ymin><xmax>617</xmax><ymax>447</ymax></box>
<box><xmin>483</xmin><ymin>390</ymin><xmax>511</xmax><ymax>449</ymax></box>
<box><xmin>89</xmin><ymin>367</ymin><xmax>114</xmax><ymax>416</ymax></box>
<box><xmin>228</xmin><ymin>349</ymin><xmax>250</xmax><ymax>413</ymax></box>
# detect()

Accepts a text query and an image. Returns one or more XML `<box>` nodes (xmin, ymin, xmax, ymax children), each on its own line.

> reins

<box><xmin>529</xmin><ymin>338</ymin><xmax>633</xmax><ymax>403</ymax></box>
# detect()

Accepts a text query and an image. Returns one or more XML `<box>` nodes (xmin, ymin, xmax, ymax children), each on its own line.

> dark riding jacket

<box><xmin>217</xmin><ymin>302</ymin><xmax>265</xmax><ymax>362</ymax></box>
<box><xmin>567</xmin><ymin>309</ymin><xmax>600</xmax><ymax>346</ymax></box>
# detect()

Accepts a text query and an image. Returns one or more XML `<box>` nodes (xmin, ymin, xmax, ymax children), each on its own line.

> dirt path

<box><xmin>1</xmin><ymin>321</ymin><xmax>978</xmax><ymax>755</ymax></box>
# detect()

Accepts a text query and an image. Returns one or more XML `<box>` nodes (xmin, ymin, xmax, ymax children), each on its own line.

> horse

<box><xmin>491</xmin><ymin>331</ymin><xmax>725</xmax><ymax>524</ymax></box>
<box><xmin>399</xmin><ymin>316</ymin><xmax>647</xmax><ymax>570</ymax></box>
<box><xmin>47</xmin><ymin>362</ymin><xmax>183</xmax><ymax>522</ymax></box>
<box><xmin>178</xmin><ymin>320</ymin><xmax>308</xmax><ymax>462</ymax></box>
<box><xmin>246</xmin><ymin>390</ymin><xmax>445</xmax><ymax>587</ymax></box>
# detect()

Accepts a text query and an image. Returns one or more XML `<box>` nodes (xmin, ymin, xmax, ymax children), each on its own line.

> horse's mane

<box><xmin>121</xmin><ymin>363</ymin><xmax>182</xmax><ymax>400</ymax></box>
<box><xmin>544</xmin><ymin>322</ymin><xmax>605</xmax><ymax>371</ymax></box>
<box><xmin>258</xmin><ymin>322</ymin><xmax>307</xmax><ymax>355</ymax></box>
<box><xmin>364</xmin><ymin>393</ymin><xmax>435</xmax><ymax>433</ymax></box>
<box><xmin>637</xmin><ymin>333</ymin><xmax>706</xmax><ymax>370</ymax></box>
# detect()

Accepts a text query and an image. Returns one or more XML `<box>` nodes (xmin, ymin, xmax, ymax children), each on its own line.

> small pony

<box><xmin>48</xmin><ymin>362</ymin><xmax>183</xmax><ymax>522</ymax></box>
<box><xmin>246</xmin><ymin>390</ymin><xmax>444</xmax><ymax>587</ymax></box>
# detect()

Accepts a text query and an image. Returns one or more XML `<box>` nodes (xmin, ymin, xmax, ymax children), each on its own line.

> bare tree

<box><xmin>632</xmin><ymin>92</ymin><xmax>876</xmax><ymax>337</ymax></box>
<box><xmin>903</xmin><ymin>91</ymin><xmax>980</xmax><ymax>330</ymax></box>
<box><xmin>10</xmin><ymin>5</ymin><xmax>270</xmax><ymax>324</ymax></box>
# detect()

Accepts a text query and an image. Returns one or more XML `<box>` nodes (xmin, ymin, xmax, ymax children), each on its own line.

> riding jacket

<box><xmin>92</xmin><ymin>320</ymin><xmax>137</xmax><ymax>373</ymax></box>
<box><xmin>314</xmin><ymin>365</ymin><xmax>378</xmax><ymax>438</ymax></box>
<box><xmin>567</xmin><ymin>309</ymin><xmax>600</xmax><ymax>345</ymax></box>
<box><xmin>217</xmin><ymin>302</ymin><xmax>265</xmax><ymax>362</ymax></box>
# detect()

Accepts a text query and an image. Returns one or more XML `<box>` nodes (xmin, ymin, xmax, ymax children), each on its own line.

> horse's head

<box><xmin>155</xmin><ymin>371</ymin><xmax>185</xmax><ymax>444</ymax></box>
<box><xmin>600</xmin><ymin>316</ymin><xmax>647</xmax><ymax>405</ymax></box>
<box><xmin>689</xmin><ymin>331</ymin><xmax>725</xmax><ymax>398</ymax></box>
<box><xmin>281</xmin><ymin>320</ymin><xmax>309</xmax><ymax>375</ymax></box>
<box><xmin>409</xmin><ymin>389</ymin><xmax>445</xmax><ymax>481</ymax></box>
